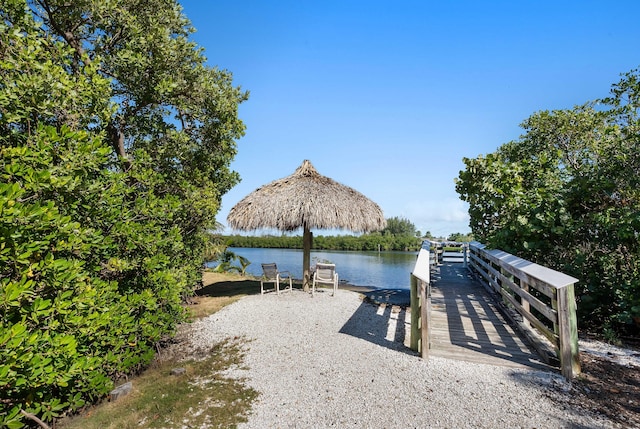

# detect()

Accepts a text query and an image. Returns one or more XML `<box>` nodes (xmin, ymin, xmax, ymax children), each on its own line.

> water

<box><xmin>210</xmin><ymin>247</ymin><xmax>419</xmax><ymax>290</ymax></box>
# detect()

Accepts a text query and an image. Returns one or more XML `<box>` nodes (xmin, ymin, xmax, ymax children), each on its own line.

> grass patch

<box><xmin>59</xmin><ymin>338</ymin><xmax>257</xmax><ymax>429</ymax></box>
<box><xmin>443</xmin><ymin>246</ymin><xmax>464</xmax><ymax>251</ymax></box>
<box><xmin>186</xmin><ymin>271</ymin><xmax>262</xmax><ymax>319</ymax></box>
<box><xmin>57</xmin><ymin>272</ymin><xmax>261</xmax><ymax>429</ymax></box>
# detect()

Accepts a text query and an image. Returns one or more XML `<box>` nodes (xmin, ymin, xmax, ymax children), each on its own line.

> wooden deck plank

<box><xmin>426</xmin><ymin>263</ymin><xmax>553</xmax><ymax>371</ymax></box>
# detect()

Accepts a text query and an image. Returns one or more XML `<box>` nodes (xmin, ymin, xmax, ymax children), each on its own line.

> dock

<box><xmin>427</xmin><ymin>263</ymin><xmax>551</xmax><ymax>370</ymax></box>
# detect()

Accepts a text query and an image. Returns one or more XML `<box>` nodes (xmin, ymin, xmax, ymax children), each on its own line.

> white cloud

<box><xmin>396</xmin><ymin>198</ymin><xmax>471</xmax><ymax>237</ymax></box>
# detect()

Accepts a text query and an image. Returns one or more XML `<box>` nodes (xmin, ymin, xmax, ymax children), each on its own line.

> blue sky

<box><xmin>180</xmin><ymin>0</ymin><xmax>640</xmax><ymax>237</ymax></box>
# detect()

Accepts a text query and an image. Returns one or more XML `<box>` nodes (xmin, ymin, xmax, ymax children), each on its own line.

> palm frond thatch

<box><xmin>227</xmin><ymin>160</ymin><xmax>386</xmax><ymax>232</ymax></box>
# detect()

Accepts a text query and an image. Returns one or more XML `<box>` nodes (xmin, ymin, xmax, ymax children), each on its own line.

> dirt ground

<box><xmin>567</xmin><ymin>351</ymin><xmax>640</xmax><ymax>427</ymax></box>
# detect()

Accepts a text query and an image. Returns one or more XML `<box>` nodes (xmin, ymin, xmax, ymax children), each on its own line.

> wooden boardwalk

<box><xmin>427</xmin><ymin>263</ymin><xmax>552</xmax><ymax>371</ymax></box>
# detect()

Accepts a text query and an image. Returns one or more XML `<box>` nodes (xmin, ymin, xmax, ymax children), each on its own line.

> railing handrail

<box><xmin>469</xmin><ymin>242</ymin><xmax>577</xmax><ymax>290</ymax></box>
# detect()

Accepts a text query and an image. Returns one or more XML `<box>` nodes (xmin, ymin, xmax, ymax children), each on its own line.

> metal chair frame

<box><xmin>260</xmin><ymin>263</ymin><xmax>292</xmax><ymax>295</ymax></box>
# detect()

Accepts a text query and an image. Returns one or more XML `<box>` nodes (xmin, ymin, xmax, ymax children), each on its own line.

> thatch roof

<box><xmin>227</xmin><ymin>160</ymin><xmax>386</xmax><ymax>232</ymax></box>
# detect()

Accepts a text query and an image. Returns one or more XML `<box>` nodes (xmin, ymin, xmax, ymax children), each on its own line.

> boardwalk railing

<box><xmin>467</xmin><ymin>242</ymin><xmax>581</xmax><ymax>379</ymax></box>
<box><xmin>422</xmin><ymin>240</ymin><xmax>468</xmax><ymax>265</ymax></box>
<box><xmin>411</xmin><ymin>242</ymin><xmax>469</xmax><ymax>358</ymax></box>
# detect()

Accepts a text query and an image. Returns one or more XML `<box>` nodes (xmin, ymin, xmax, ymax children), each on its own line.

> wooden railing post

<box><xmin>556</xmin><ymin>283</ymin><xmax>581</xmax><ymax>378</ymax></box>
<box><xmin>420</xmin><ymin>278</ymin><xmax>431</xmax><ymax>358</ymax></box>
<box><xmin>410</xmin><ymin>275</ymin><xmax>420</xmax><ymax>352</ymax></box>
<box><xmin>411</xmin><ymin>249</ymin><xmax>431</xmax><ymax>358</ymax></box>
<box><xmin>463</xmin><ymin>243</ymin><xmax>468</xmax><ymax>267</ymax></box>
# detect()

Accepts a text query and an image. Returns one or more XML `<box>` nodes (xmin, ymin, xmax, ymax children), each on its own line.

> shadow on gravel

<box><xmin>339</xmin><ymin>298</ymin><xmax>417</xmax><ymax>355</ymax></box>
<box><xmin>362</xmin><ymin>289</ymin><xmax>411</xmax><ymax>307</ymax></box>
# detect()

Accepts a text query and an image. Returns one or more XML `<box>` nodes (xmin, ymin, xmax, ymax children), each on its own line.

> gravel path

<box><xmin>184</xmin><ymin>288</ymin><xmax>619</xmax><ymax>428</ymax></box>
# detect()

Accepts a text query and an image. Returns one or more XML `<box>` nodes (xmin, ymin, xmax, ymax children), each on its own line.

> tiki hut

<box><xmin>227</xmin><ymin>160</ymin><xmax>386</xmax><ymax>290</ymax></box>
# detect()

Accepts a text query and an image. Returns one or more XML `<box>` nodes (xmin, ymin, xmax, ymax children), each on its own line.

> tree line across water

<box><xmin>221</xmin><ymin>231</ymin><xmax>422</xmax><ymax>253</ymax></box>
<box><xmin>213</xmin><ymin>217</ymin><xmax>473</xmax><ymax>253</ymax></box>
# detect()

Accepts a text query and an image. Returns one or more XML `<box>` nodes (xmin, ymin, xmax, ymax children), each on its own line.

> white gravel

<box><xmin>579</xmin><ymin>338</ymin><xmax>640</xmax><ymax>369</ymax></box>
<box><xmin>182</xmin><ymin>289</ymin><xmax>620</xmax><ymax>429</ymax></box>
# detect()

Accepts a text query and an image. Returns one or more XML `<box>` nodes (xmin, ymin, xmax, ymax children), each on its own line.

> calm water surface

<box><xmin>215</xmin><ymin>247</ymin><xmax>418</xmax><ymax>290</ymax></box>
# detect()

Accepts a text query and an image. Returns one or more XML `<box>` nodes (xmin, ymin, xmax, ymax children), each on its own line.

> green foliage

<box><xmin>213</xmin><ymin>250</ymin><xmax>251</xmax><ymax>275</ymax></box>
<box><xmin>456</xmin><ymin>68</ymin><xmax>640</xmax><ymax>335</ymax></box>
<box><xmin>1</xmin><ymin>126</ymin><xmax>126</xmax><ymax>427</ymax></box>
<box><xmin>221</xmin><ymin>228</ymin><xmax>423</xmax><ymax>253</ymax></box>
<box><xmin>0</xmin><ymin>1</ymin><xmax>246</xmax><ymax>426</ymax></box>
<box><xmin>216</xmin><ymin>217</ymin><xmax>424</xmax><ymax>252</ymax></box>
<box><xmin>447</xmin><ymin>232</ymin><xmax>474</xmax><ymax>242</ymax></box>
<box><xmin>381</xmin><ymin>216</ymin><xmax>418</xmax><ymax>237</ymax></box>
<box><xmin>202</xmin><ymin>227</ymin><xmax>228</xmax><ymax>262</ymax></box>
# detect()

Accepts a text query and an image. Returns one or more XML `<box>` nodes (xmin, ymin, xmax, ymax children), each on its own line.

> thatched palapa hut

<box><xmin>227</xmin><ymin>160</ymin><xmax>386</xmax><ymax>290</ymax></box>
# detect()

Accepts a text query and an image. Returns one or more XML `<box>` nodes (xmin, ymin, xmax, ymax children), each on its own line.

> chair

<box><xmin>312</xmin><ymin>263</ymin><xmax>338</xmax><ymax>296</ymax></box>
<box><xmin>260</xmin><ymin>263</ymin><xmax>292</xmax><ymax>295</ymax></box>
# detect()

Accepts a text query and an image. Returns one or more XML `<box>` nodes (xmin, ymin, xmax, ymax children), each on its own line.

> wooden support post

<box><xmin>521</xmin><ymin>282</ymin><xmax>531</xmax><ymax>329</ymax></box>
<box><xmin>463</xmin><ymin>243</ymin><xmax>468</xmax><ymax>267</ymax></box>
<box><xmin>410</xmin><ymin>249</ymin><xmax>431</xmax><ymax>358</ymax></box>
<box><xmin>557</xmin><ymin>283</ymin><xmax>581</xmax><ymax>378</ymax></box>
<box><xmin>420</xmin><ymin>279</ymin><xmax>431</xmax><ymax>358</ymax></box>
<box><xmin>302</xmin><ymin>226</ymin><xmax>312</xmax><ymax>291</ymax></box>
<box><xmin>410</xmin><ymin>275</ymin><xmax>420</xmax><ymax>352</ymax></box>
<box><xmin>551</xmin><ymin>293</ymin><xmax>559</xmax><ymax>337</ymax></box>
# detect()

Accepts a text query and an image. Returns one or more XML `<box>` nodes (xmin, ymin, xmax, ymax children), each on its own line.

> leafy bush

<box><xmin>0</xmin><ymin>1</ymin><xmax>246</xmax><ymax>426</ymax></box>
<box><xmin>456</xmin><ymin>68</ymin><xmax>640</xmax><ymax>335</ymax></box>
<box><xmin>1</xmin><ymin>127</ymin><xmax>118</xmax><ymax>426</ymax></box>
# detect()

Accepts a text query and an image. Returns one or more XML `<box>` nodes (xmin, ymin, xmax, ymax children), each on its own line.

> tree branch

<box><xmin>107</xmin><ymin>121</ymin><xmax>131</xmax><ymax>171</ymax></box>
<box><xmin>37</xmin><ymin>0</ymin><xmax>87</xmax><ymax>65</ymax></box>
<box><xmin>20</xmin><ymin>410</ymin><xmax>51</xmax><ymax>429</ymax></box>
